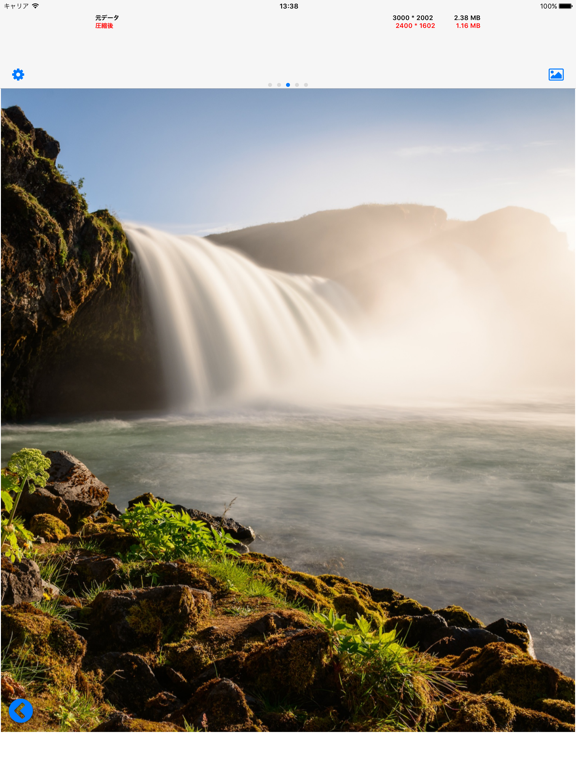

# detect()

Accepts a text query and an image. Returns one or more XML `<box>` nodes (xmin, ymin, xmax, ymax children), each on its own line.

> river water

<box><xmin>2</xmin><ymin>398</ymin><xmax>573</xmax><ymax>676</ymax></box>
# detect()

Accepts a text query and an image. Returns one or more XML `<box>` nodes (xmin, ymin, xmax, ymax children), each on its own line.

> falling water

<box><xmin>126</xmin><ymin>226</ymin><xmax>362</xmax><ymax>410</ymax></box>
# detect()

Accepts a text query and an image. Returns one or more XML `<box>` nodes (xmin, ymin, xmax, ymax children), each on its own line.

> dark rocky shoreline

<box><xmin>2</xmin><ymin>450</ymin><xmax>574</xmax><ymax>732</ymax></box>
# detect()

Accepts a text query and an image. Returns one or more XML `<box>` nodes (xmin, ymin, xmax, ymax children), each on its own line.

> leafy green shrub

<box><xmin>119</xmin><ymin>498</ymin><xmax>240</xmax><ymax>561</ymax></box>
<box><xmin>1</xmin><ymin>448</ymin><xmax>51</xmax><ymax>518</ymax></box>
<box><xmin>47</xmin><ymin>687</ymin><xmax>106</xmax><ymax>732</ymax></box>
<box><xmin>314</xmin><ymin>609</ymin><xmax>454</xmax><ymax>729</ymax></box>
<box><xmin>1</xmin><ymin>517</ymin><xmax>34</xmax><ymax>562</ymax></box>
<box><xmin>1</xmin><ymin>448</ymin><xmax>51</xmax><ymax>561</ymax></box>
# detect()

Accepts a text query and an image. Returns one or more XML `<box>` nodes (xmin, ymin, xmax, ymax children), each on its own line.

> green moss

<box><xmin>454</xmin><ymin>642</ymin><xmax>573</xmax><ymax>709</ymax></box>
<box><xmin>435</xmin><ymin>693</ymin><xmax>515</xmax><ymax>732</ymax></box>
<box><xmin>123</xmin><ymin>718</ymin><xmax>183</xmax><ymax>732</ymax></box>
<box><xmin>302</xmin><ymin>711</ymin><xmax>339</xmax><ymax>731</ymax></box>
<box><xmin>89</xmin><ymin>586</ymin><xmax>209</xmax><ymax>654</ymax></box>
<box><xmin>243</xmin><ymin>628</ymin><xmax>330</xmax><ymax>695</ymax></box>
<box><xmin>126</xmin><ymin>599</ymin><xmax>165</xmax><ymax>637</ymax></box>
<box><xmin>242</xmin><ymin>553</ymin><xmax>388</xmax><ymax>620</ymax></box>
<box><xmin>29</xmin><ymin>514</ymin><xmax>70</xmax><ymax>542</ymax></box>
<box><xmin>1</xmin><ymin>391</ymin><xmax>29</xmax><ymax>421</ymax></box>
<box><xmin>3</xmin><ymin>184</ymin><xmax>68</xmax><ymax>268</ymax></box>
<box><xmin>535</xmin><ymin>698</ymin><xmax>575</xmax><ymax>724</ymax></box>
<box><xmin>164</xmin><ymin>639</ymin><xmax>214</xmax><ymax>678</ymax></box>
<box><xmin>556</xmin><ymin>674</ymin><xmax>575</xmax><ymax>702</ymax></box>
<box><xmin>1</xmin><ymin>603</ymin><xmax>86</xmax><ymax>691</ymax></box>
<box><xmin>386</xmin><ymin>597</ymin><xmax>433</xmax><ymax>618</ymax></box>
<box><xmin>512</xmin><ymin>706</ymin><xmax>574</xmax><ymax>732</ymax></box>
<box><xmin>124</xmin><ymin>588</ymin><xmax>205</xmax><ymax>647</ymax></box>
<box><xmin>435</xmin><ymin>605</ymin><xmax>484</xmax><ymax>628</ymax></box>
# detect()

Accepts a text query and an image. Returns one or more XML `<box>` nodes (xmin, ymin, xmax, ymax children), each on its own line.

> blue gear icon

<box><xmin>12</xmin><ymin>68</ymin><xmax>24</xmax><ymax>81</ymax></box>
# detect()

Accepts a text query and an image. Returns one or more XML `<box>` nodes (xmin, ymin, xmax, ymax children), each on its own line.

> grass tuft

<box><xmin>193</xmin><ymin>556</ymin><xmax>282</xmax><ymax>603</ymax></box>
<box><xmin>33</xmin><ymin>599</ymin><xmax>86</xmax><ymax>630</ymax></box>
<box><xmin>47</xmin><ymin>686</ymin><xmax>107</xmax><ymax>732</ymax></box>
<box><xmin>1</xmin><ymin>634</ymin><xmax>48</xmax><ymax>689</ymax></box>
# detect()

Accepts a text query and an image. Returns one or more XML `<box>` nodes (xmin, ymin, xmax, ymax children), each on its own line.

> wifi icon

<box><xmin>32</xmin><ymin>3</ymin><xmax>39</xmax><ymax>7</ymax></box>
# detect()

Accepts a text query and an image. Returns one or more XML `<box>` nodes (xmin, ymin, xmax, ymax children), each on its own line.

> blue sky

<box><xmin>2</xmin><ymin>89</ymin><xmax>574</xmax><ymax>243</ymax></box>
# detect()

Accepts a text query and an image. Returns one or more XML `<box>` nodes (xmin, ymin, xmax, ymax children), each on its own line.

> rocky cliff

<box><xmin>1</xmin><ymin>107</ymin><xmax>163</xmax><ymax>420</ymax></box>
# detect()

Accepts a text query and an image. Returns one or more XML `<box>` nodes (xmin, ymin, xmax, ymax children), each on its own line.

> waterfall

<box><xmin>125</xmin><ymin>226</ymin><xmax>362</xmax><ymax>410</ymax></box>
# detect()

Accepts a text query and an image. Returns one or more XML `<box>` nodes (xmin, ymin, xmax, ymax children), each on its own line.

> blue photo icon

<box><xmin>8</xmin><ymin>698</ymin><xmax>34</xmax><ymax>724</ymax></box>
<box><xmin>549</xmin><ymin>69</ymin><xmax>564</xmax><ymax>81</ymax></box>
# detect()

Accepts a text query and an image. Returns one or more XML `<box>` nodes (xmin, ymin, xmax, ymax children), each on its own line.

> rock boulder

<box><xmin>87</xmin><ymin>585</ymin><xmax>212</xmax><ymax>653</ymax></box>
<box><xmin>44</xmin><ymin>451</ymin><xmax>109</xmax><ymax>528</ymax></box>
<box><xmin>1</xmin><ymin>557</ymin><xmax>44</xmax><ymax>605</ymax></box>
<box><xmin>166</xmin><ymin>678</ymin><xmax>262</xmax><ymax>732</ymax></box>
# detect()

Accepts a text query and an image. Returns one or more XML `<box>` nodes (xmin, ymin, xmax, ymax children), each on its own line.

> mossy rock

<box><xmin>84</xmin><ymin>652</ymin><xmax>161</xmax><ymax>716</ymax></box>
<box><xmin>241</xmin><ymin>628</ymin><xmax>330</xmax><ymax>695</ymax></box>
<box><xmin>152</xmin><ymin>561</ymin><xmax>220</xmax><ymax>593</ymax></box>
<box><xmin>386</xmin><ymin>597</ymin><xmax>433</xmax><ymax>618</ymax></box>
<box><xmin>167</xmin><ymin>677</ymin><xmax>264</xmax><ymax>732</ymax></box>
<box><xmin>29</xmin><ymin>513</ymin><xmax>70</xmax><ymax>542</ymax></box>
<box><xmin>78</xmin><ymin>521</ymin><xmax>121</xmax><ymax>537</ymax></box>
<box><xmin>163</xmin><ymin>639</ymin><xmax>214</xmax><ymax>679</ymax></box>
<box><xmin>63</xmin><ymin>523</ymin><xmax>138</xmax><ymax>555</ymax></box>
<box><xmin>122</xmin><ymin>719</ymin><xmax>184</xmax><ymax>732</ymax></box>
<box><xmin>434</xmin><ymin>605</ymin><xmax>484</xmax><ymax>628</ymax></box>
<box><xmin>484</xmin><ymin>617</ymin><xmax>533</xmax><ymax>654</ymax></box>
<box><xmin>86</xmin><ymin>585</ymin><xmax>212</xmax><ymax>654</ymax></box>
<box><xmin>93</xmin><ymin>713</ymin><xmax>183</xmax><ymax>732</ymax></box>
<box><xmin>512</xmin><ymin>706</ymin><xmax>574</xmax><ymax>732</ymax></box>
<box><xmin>452</xmin><ymin>642</ymin><xmax>575</xmax><ymax>709</ymax></box>
<box><xmin>126</xmin><ymin>492</ymin><xmax>157</xmax><ymax>509</ymax></box>
<box><xmin>1</xmin><ymin>603</ymin><xmax>86</xmax><ymax>689</ymax></box>
<box><xmin>111</xmin><ymin>560</ymin><xmax>217</xmax><ymax>592</ymax></box>
<box><xmin>534</xmin><ymin>698</ymin><xmax>575</xmax><ymax>724</ymax></box>
<box><xmin>434</xmin><ymin>693</ymin><xmax>515</xmax><ymax>732</ymax></box>
<box><xmin>243</xmin><ymin>552</ymin><xmax>387</xmax><ymax>621</ymax></box>
<box><xmin>259</xmin><ymin>710</ymin><xmax>304</xmax><ymax>732</ymax></box>
<box><xmin>302</xmin><ymin>711</ymin><xmax>340</xmax><ymax>731</ymax></box>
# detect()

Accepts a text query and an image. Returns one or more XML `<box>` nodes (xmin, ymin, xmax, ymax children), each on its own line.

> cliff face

<box><xmin>1</xmin><ymin>107</ymin><xmax>164</xmax><ymax>420</ymax></box>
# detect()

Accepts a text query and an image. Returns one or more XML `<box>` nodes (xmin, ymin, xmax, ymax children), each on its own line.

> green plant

<box><xmin>76</xmin><ymin>538</ymin><xmax>105</xmax><ymax>554</ymax></box>
<box><xmin>1</xmin><ymin>634</ymin><xmax>47</xmax><ymax>688</ymax></box>
<box><xmin>48</xmin><ymin>687</ymin><xmax>105</xmax><ymax>732</ymax></box>
<box><xmin>252</xmin><ymin>688</ymin><xmax>307</xmax><ymax>720</ymax></box>
<box><xmin>120</xmin><ymin>499</ymin><xmax>240</xmax><ymax>561</ymax></box>
<box><xmin>1</xmin><ymin>448</ymin><xmax>51</xmax><ymax>522</ymax></box>
<box><xmin>314</xmin><ymin>609</ymin><xmax>455</xmax><ymax>729</ymax></box>
<box><xmin>182</xmin><ymin>715</ymin><xmax>207</xmax><ymax>732</ymax></box>
<box><xmin>314</xmin><ymin>610</ymin><xmax>406</xmax><ymax>659</ymax></box>
<box><xmin>1</xmin><ymin>516</ymin><xmax>34</xmax><ymax>563</ymax></box>
<box><xmin>209</xmin><ymin>526</ymin><xmax>241</xmax><ymax>560</ymax></box>
<box><xmin>197</xmin><ymin>556</ymin><xmax>282</xmax><ymax>603</ymax></box>
<box><xmin>80</xmin><ymin>581</ymin><xmax>108</xmax><ymax>603</ymax></box>
<box><xmin>155</xmin><ymin>647</ymin><xmax>168</xmax><ymax>666</ymax></box>
<box><xmin>223</xmin><ymin>605</ymin><xmax>255</xmax><ymax>617</ymax></box>
<box><xmin>36</xmin><ymin>557</ymin><xmax>68</xmax><ymax>592</ymax></box>
<box><xmin>34</xmin><ymin>599</ymin><xmax>85</xmax><ymax>629</ymax></box>
<box><xmin>46</xmin><ymin>542</ymin><xmax>72</xmax><ymax>556</ymax></box>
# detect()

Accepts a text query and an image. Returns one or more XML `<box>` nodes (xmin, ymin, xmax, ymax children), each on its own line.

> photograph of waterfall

<box><xmin>1</xmin><ymin>89</ymin><xmax>574</xmax><ymax>733</ymax></box>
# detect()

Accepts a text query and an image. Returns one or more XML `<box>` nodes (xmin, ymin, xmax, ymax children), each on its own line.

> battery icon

<box><xmin>559</xmin><ymin>3</ymin><xmax>573</xmax><ymax>7</ymax></box>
